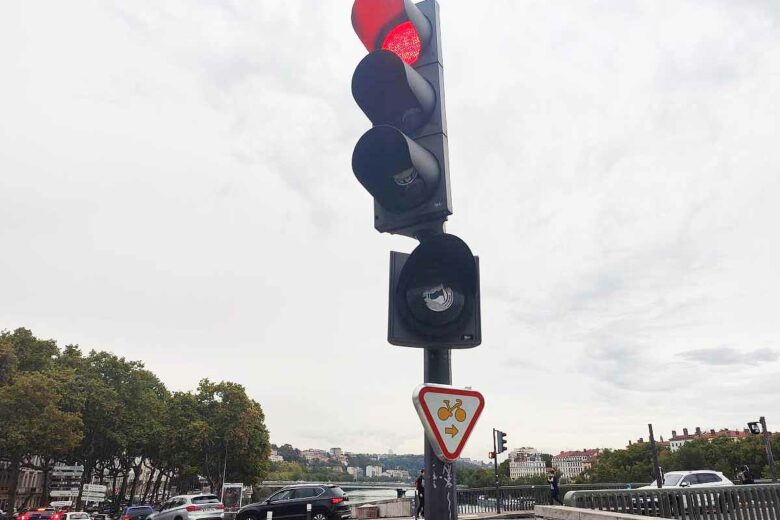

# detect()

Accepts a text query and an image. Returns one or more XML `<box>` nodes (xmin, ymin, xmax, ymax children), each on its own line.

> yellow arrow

<box><xmin>445</xmin><ymin>424</ymin><xmax>459</xmax><ymax>437</ymax></box>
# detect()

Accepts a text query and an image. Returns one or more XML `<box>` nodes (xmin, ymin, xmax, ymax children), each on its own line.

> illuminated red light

<box><xmin>381</xmin><ymin>21</ymin><xmax>421</xmax><ymax>65</ymax></box>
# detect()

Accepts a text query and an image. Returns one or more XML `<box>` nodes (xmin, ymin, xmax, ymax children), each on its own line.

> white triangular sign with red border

<box><xmin>412</xmin><ymin>383</ymin><xmax>485</xmax><ymax>462</ymax></box>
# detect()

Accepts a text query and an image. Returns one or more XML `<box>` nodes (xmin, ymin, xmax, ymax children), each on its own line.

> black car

<box><xmin>237</xmin><ymin>485</ymin><xmax>350</xmax><ymax>520</ymax></box>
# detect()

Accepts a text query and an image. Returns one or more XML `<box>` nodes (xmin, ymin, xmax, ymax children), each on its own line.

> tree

<box><xmin>191</xmin><ymin>380</ymin><xmax>271</xmax><ymax>494</ymax></box>
<box><xmin>0</xmin><ymin>371</ymin><xmax>82</xmax><ymax>510</ymax></box>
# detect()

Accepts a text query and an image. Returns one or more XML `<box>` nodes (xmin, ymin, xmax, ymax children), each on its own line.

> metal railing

<box><xmin>453</xmin><ymin>483</ymin><xmax>650</xmax><ymax>514</ymax></box>
<box><xmin>564</xmin><ymin>484</ymin><xmax>780</xmax><ymax>520</ymax></box>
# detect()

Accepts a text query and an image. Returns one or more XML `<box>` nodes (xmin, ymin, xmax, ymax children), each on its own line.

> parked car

<box><xmin>150</xmin><ymin>495</ymin><xmax>224</xmax><ymax>520</ymax></box>
<box><xmin>237</xmin><ymin>484</ymin><xmax>350</xmax><ymax>520</ymax></box>
<box><xmin>119</xmin><ymin>507</ymin><xmax>155</xmax><ymax>520</ymax></box>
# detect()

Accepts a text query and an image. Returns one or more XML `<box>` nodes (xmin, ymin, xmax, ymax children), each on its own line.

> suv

<box><xmin>237</xmin><ymin>485</ymin><xmax>350</xmax><ymax>520</ymax></box>
<box><xmin>152</xmin><ymin>495</ymin><xmax>224</xmax><ymax>520</ymax></box>
<box><xmin>640</xmin><ymin>470</ymin><xmax>734</xmax><ymax>489</ymax></box>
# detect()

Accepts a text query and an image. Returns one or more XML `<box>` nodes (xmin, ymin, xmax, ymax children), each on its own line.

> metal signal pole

<box><xmin>648</xmin><ymin>424</ymin><xmax>662</xmax><ymax>488</ymax></box>
<box><xmin>760</xmin><ymin>416</ymin><xmax>777</xmax><ymax>483</ymax></box>
<box><xmin>492</xmin><ymin>429</ymin><xmax>500</xmax><ymax>514</ymax></box>
<box><xmin>424</xmin><ymin>349</ymin><xmax>458</xmax><ymax>520</ymax></box>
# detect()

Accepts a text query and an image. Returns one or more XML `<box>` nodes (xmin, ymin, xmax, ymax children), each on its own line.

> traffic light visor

<box><xmin>352</xmin><ymin>125</ymin><xmax>440</xmax><ymax>212</ymax></box>
<box><xmin>352</xmin><ymin>50</ymin><xmax>436</xmax><ymax>133</ymax></box>
<box><xmin>352</xmin><ymin>0</ymin><xmax>431</xmax><ymax>64</ymax></box>
<box><xmin>397</xmin><ymin>234</ymin><xmax>477</xmax><ymax>337</ymax></box>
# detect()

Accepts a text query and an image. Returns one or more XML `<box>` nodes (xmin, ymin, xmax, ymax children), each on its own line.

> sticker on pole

<box><xmin>413</xmin><ymin>383</ymin><xmax>485</xmax><ymax>462</ymax></box>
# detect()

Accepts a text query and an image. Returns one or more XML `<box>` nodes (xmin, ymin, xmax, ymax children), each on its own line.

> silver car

<box><xmin>153</xmin><ymin>495</ymin><xmax>224</xmax><ymax>520</ymax></box>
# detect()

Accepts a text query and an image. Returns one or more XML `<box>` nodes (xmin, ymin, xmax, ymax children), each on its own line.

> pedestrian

<box><xmin>548</xmin><ymin>469</ymin><xmax>563</xmax><ymax>505</ymax></box>
<box><xmin>740</xmin><ymin>465</ymin><xmax>755</xmax><ymax>485</ymax></box>
<box><xmin>415</xmin><ymin>469</ymin><xmax>425</xmax><ymax>518</ymax></box>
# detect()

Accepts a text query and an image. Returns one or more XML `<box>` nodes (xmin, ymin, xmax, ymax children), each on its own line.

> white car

<box><xmin>151</xmin><ymin>494</ymin><xmax>224</xmax><ymax>520</ymax></box>
<box><xmin>640</xmin><ymin>470</ymin><xmax>734</xmax><ymax>489</ymax></box>
<box><xmin>636</xmin><ymin>470</ymin><xmax>734</xmax><ymax>511</ymax></box>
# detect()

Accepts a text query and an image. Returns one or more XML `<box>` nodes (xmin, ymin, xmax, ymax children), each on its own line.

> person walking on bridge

<box><xmin>415</xmin><ymin>469</ymin><xmax>424</xmax><ymax>518</ymax></box>
<box><xmin>548</xmin><ymin>468</ymin><xmax>563</xmax><ymax>505</ymax></box>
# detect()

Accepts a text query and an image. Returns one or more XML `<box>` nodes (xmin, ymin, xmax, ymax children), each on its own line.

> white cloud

<box><xmin>1</xmin><ymin>0</ymin><xmax>779</xmax><ymax>460</ymax></box>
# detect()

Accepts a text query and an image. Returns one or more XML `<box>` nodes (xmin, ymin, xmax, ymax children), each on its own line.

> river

<box><xmin>345</xmin><ymin>487</ymin><xmax>415</xmax><ymax>505</ymax></box>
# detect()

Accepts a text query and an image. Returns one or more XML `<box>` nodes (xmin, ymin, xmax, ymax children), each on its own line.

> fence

<box><xmin>564</xmin><ymin>483</ymin><xmax>780</xmax><ymax>520</ymax></box>
<box><xmin>451</xmin><ymin>483</ymin><xmax>650</xmax><ymax>514</ymax></box>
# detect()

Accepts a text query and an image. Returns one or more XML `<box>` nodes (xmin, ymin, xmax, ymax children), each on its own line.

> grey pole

<box><xmin>493</xmin><ymin>429</ymin><xmax>500</xmax><ymax>514</ymax></box>
<box><xmin>424</xmin><ymin>348</ymin><xmax>458</xmax><ymax>520</ymax></box>
<box><xmin>648</xmin><ymin>424</ymin><xmax>662</xmax><ymax>488</ymax></box>
<box><xmin>760</xmin><ymin>416</ymin><xmax>777</xmax><ymax>482</ymax></box>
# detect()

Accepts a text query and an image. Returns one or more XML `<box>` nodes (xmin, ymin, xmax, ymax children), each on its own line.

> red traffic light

<box><xmin>382</xmin><ymin>21</ymin><xmax>422</xmax><ymax>64</ymax></box>
<box><xmin>352</xmin><ymin>0</ymin><xmax>431</xmax><ymax>65</ymax></box>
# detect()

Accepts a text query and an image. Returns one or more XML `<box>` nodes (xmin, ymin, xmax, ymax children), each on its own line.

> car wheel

<box><xmin>311</xmin><ymin>513</ymin><xmax>328</xmax><ymax>520</ymax></box>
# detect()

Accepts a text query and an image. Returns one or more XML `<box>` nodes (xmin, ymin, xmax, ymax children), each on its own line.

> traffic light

<box><xmin>388</xmin><ymin>233</ymin><xmax>481</xmax><ymax>348</ymax></box>
<box><xmin>496</xmin><ymin>430</ymin><xmax>507</xmax><ymax>453</ymax></box>
<box><xmin>351</xmin><ymin>0</ymin><xmax>451</xmax><ymax>236</ymax></box>
<box><xmin>748</xmin><ymin>422</ymin><xmax>761</xmax><ymax>434</ymax></box>
<box><xmin>350</xmin><ymin>0</ymin><xmax>480</xmax><ymax>348</ymax></box>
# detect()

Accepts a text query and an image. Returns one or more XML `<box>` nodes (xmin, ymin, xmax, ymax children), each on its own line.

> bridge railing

<box><xmin>454</xmin><ymin>483</ymin><xmax>650</xmax><ymax>514</ymax></box>
<box><xmin>563</xmin><ymin>483</ymin><xmax>780</xmax><ymax>520</ymax></box>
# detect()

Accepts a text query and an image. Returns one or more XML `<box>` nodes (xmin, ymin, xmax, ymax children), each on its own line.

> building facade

<box><xmin>509</xmin><ymin>460</ymin><xmax>546</xmax><ymax>479</ymax></box>
<box><xmin>0</xmin><ymin>463</ymin><xmax>45</xmax><ymax>511</ymax></box>
<box><xmin>365</xmin><ymin>465</ymin><xmax>383</xmax><ymax>478</ymax></box>
<box><xmin>668</xmin><ymin>427</ymin><xmax>748</xmax><ymax>452</ymax></box>
<box><xmin>552</xmin><ymin>449</ymin><xmax>600</xmax><ymax>480</ymax></box>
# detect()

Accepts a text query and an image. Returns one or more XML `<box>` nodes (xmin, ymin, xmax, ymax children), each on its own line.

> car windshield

<box><xmin>127</xmin><ymin>508</ymin><xmax>153</xmax><ymax>514</ymax></box>
<box><xmin>663</xmin><ymin>474</ymin><xmax>683</xmax><ymax>486</ymax></box>
<box><xmin>191</xmin><ymin>496</ymin><xmax>220</xmax><ymax>505</ymax></box>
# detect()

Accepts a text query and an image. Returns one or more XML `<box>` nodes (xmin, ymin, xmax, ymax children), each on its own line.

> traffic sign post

<box><xmin>413</xmin><ymin>383</ymin><xmax>485</xmax><ymax>462</ymax></box>
<box><xmin>349</xmin><ymin>1</ymin><xmax>482</xmax><ymax>518</ymax></box>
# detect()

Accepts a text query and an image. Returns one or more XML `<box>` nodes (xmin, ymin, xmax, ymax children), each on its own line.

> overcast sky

<box><xmin>2</xmin><ymin>1</ymin><xmax>780</xmax><ymax>462</ymax></box>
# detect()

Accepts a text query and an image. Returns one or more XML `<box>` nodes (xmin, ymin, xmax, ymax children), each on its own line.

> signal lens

<box><xmin>330</xmin><ymin>497</ymin><xmax>345</xmax><ymax>504</ymax></box>
<box><xmin>185</xmin><ymin>506</ymin><xmax>199</xmax><ymax>512</ymax></box>
<box><xmin>382</xmin><ymin>21</ymin><xmax>421</xmax><ymax>64</ymax></box>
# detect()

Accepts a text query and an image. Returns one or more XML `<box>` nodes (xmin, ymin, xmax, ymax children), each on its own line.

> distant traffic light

<box><xmin>496</xmin><ymin>430</ymin><xmax>508</xmax><ymax>453</ymax></box>
<box><xmin>388</xmin><ymin>233</ymin><xmax>481</xmax><ymax>348</ymax></box>
<box><xmin>351</xmin><ymin>0</ymin><xmax>451</xmax><ymax>236</ymax></box>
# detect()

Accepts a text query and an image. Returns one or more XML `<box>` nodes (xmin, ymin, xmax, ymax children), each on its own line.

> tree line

<box><xmin>580</xmin><ymin>435</ymin><xmax>780</xmax><ymax>483</ymax></box>
<box><xmin>0</xmin><ymin>328</ymin><xmax>271</xmax><ymax>513</ymax></box>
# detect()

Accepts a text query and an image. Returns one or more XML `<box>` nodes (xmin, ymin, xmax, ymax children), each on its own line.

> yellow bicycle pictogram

<box><xmin>437</xmin><ymin>399</ymin><xmax>467</xmax><ymax>422</ymax></box>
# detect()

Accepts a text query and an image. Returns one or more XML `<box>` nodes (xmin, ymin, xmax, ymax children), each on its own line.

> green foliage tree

<box><xmin>0</xmin><ymin>328</ymin><xmax>272</xmax><ymax>513</ymax></box>
<box><xmin>0</xmin><ymin>369</ymin><xmax>82</xmax><ymax>510</ymax></box>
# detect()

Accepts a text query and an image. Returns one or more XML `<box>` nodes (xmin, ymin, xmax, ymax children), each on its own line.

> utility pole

<box><xmin>220</xmin><ymin>444</ymin><xmax>228</xmax><ymax>502</ymax></box>
<box><xmin>350</xmin><ymin>2</ymin><xmax>483</xmax><ymax>519</ymax></box>
<box><xmin>492</xmin><ymin>429</ymin><xmax>500</xmax><ymax>514</ymax></box>
<box><xmin>424</xmin><ymin>349</ymin><xmax>457</xmax><ymax>520</ymax></box>
<box><xmin>760</xmin><ymin>416</ymin><xmax>777</xmax><ymax>483</ymax></box>
<box><xmin>648</xmin><ymin>424</ymin><xmax>662</xmax><ymax>488</ymax></box>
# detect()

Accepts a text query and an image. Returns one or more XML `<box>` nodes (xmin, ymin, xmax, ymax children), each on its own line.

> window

<box><xmin>292</xmin><ymin>488</ymin><xmax>318</xmax><ymax>500</ymax></box>
<box><xmin>270</xmin><ymin>490</ymin><xmax>292</xmax><ymax>503</ymax></box>
<box><xmin>698</xmin><ymin>473</ymin><xmax>721</xmax><ymax>484</ymax></box>
<box><xmin>681</xmin><ymin>475</ymin><xmax>699</xmax><ymax>486</ymax></box>
<box><xmin>191</xmin><ymin>496</ymin><xmax>221</xmax><ymax>505</ymax></box>
<box><xmin>662</xmin><ymin>474</ymin><xmax>683</xmax><ymax>486</ymax></box>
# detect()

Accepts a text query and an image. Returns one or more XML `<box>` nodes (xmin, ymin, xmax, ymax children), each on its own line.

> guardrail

<box><xmin>453</xmin><ymin>483</ymin><xmax>650</xmax><ymax>514</ymax></box>
<box><xmin>563</xmin><ymin>483</ymin><xmax>780</xmax><ymax>520</ymax></box>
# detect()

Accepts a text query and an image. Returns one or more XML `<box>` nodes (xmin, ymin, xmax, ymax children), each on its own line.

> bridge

<box><xmin>260</xmin><ymin>481</ymin><xmax>413</xmax><ymax>491</ymax></box>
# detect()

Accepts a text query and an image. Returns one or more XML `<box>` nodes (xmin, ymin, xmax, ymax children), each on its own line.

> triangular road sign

<box><xmin>413</xmin><ymin>383</ymin><xmax>485</xmax><ymax>462</ymax></box>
